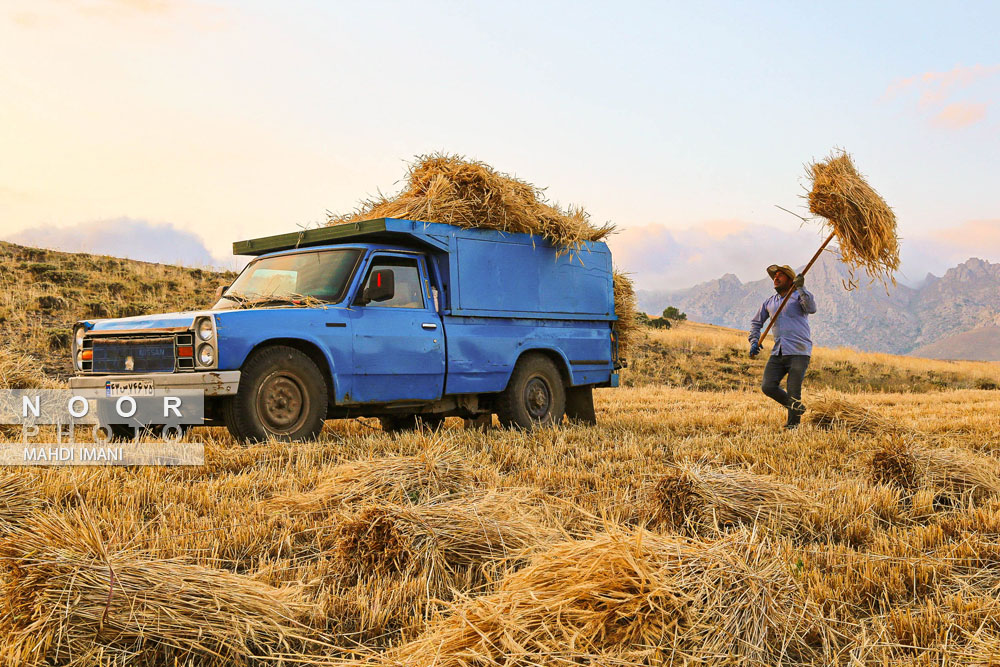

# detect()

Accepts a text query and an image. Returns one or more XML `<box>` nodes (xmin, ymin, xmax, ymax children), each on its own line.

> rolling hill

<box><xmin>638</xmin><ymin>254</ymin><xmax>1000</xmax><ymax>359</ymax></box>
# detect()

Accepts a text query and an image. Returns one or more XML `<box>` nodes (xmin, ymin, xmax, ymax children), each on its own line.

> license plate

<box><xmin>105</xmin><ymin>380</ymin><xmax>155</xmax><ymax>397</ymax></box>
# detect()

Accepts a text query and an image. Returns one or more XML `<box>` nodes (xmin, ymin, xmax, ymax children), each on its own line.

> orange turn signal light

<box><xmin>81</xmin><ymin>349</ymin><xmax>93</xmax><ymax>361</ymax></box>
<box><xmin>177</xmin><ymin>346</ymin><xmax>194</xmax><ymax>358</ymax></box>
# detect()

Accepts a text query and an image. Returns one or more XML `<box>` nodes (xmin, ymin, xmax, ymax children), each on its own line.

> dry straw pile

<box><xmin>269</xmin><ymin>449</ymin><xmax>473</xmax><ymax>513</ymax></box>
<box><xmin>332</xmin><ymin>491</ymin><xmax>558</xmax><ymax>596</ymax></box>
<box><xmin>328</xmin><ymin>153</ymin><xmax>613</xmax><ymax>251</ymax></box>
<box><xmin>0</xmin><ymin>513</ymin><xmax>318</xmax><ymax>666</ymax></box>
<box><xmin>0</xmin><ymin>345</ymin><xmax>61</xmax><ymax>389</ymax></box>
<box><xmin>646</xmin><ymin>463</ymin><xmax>818</xmax><ymax>536</ymax></box>
<box><xmin>869</xmin><ymin>436</ymin><xmax>1000</xmax><ymax>503</ymax></box>
<box><xmin>808</xmin><ymin>150</ymin><xmax>900</xmax><ymax>287</ymax></box>
<box><xmin>327</xmin><ymin>153</ymin><xmax>637</xmax><ymax>355</ymax></box>
<box><xmin>0</xmin><ymin>472</ymin><xmax>42</xmax><ymax>534</ymax></box>
<box><xmin>379</xmin><ymin>529</ymin><xmax>829</xmax><ymax>666</ymax></box>
<box><xmin>806</xmin><ymin>392</ymin><xmax>906</xmax><ymax>435</ymax></box>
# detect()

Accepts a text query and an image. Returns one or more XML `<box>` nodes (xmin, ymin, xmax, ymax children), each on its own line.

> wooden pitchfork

<box><xmin>752</xmin><ymin>231</ymin><xmax>835</xmax><ymax>356</ymax></box>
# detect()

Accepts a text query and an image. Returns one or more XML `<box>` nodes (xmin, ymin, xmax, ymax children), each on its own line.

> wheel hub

<box><xmin>523</xmin><ymin>376</ymin><xmax>552</xmax><ymax>419</ymax></box>
<box><xmin>257</xmin><ymin>373</ymin><xmax>308</xmax><ymax>434</ymax></box>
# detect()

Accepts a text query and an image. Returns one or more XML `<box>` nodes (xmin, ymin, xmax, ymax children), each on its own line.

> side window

<box><xmin>359</xmin><ymin>256</ymin><xmax>425</xmax><ymax>308</ymax></box>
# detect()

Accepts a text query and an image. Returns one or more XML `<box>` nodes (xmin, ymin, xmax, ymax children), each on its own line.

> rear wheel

<box><xmin>496</xmin><ymin>354</ymin><xmax>566</xmax><ymax>429</ymax></box>
<box><xmin>223</xmin><ymin>346</ymin><xmax>328</xmax><ymax>443</ymax></box>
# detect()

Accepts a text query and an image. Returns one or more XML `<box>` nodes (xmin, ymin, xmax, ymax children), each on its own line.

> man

<box><xmin>749</xmin><ymin>264</ymin><xmax>817</xmax><ymax>429</ymax></box>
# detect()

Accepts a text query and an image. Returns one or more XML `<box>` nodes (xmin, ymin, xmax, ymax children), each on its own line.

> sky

<box><xmin>1</xmin><ymin>0</ymin><xmax>998</xmax><ymax>289</ymax></box>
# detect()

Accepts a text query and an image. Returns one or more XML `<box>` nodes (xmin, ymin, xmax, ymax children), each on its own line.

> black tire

<box><xmin>223</xmin><ymin>346</ymin><xmax>328</xmax><ymax>443</ymax></box>
<box><xmin>496</xmin><ymin>353</ymin><xmax>566</xmax><ymax>429</ymax></box>
<box><xmin>379</xmin><ymin>414</ymin><xmax>444</xmax><ymax>433</ymax></box>
<box><xmin>565</xmin><ymin>385</ymin><xmax>597</xmax><ymax>425</ymax></box>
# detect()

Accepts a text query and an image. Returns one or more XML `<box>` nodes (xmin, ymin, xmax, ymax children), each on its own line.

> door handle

<box><xmin>421</xmin><ymin>323</ymin><xmax>438</xmax><ymax>330</ymax></box>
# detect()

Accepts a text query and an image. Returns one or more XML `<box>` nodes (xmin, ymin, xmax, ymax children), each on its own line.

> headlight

<box><xmin>197</xmin><ymin>344</ymin><xmax>215</xmax><ymax>366</ymax></box>
<box><xmin>75</xmin><ymin>350</ymin><xmax>84</xmax><ymax>371</ymax></box>
<box><xmin>197</xmin><ymin>318</ymin><xmax>214</xmax><ymax>341</ymax></box>
<box><xmin>74</xmin><ymin>325</ymin><xmax>86</xmax><ymax>350</ymax></box>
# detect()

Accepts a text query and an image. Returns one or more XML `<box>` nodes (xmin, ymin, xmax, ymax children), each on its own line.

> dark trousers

<box><xmin>761</xmin><ymin>353</ymin><xmax>810</xmax><ymax>409</ymax></box>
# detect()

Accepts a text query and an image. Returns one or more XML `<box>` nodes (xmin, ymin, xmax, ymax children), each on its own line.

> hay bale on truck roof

<box><xmin>327</xmin><ymin>153</ymin><xmax>637</xmax><ymax>356</ymax></box>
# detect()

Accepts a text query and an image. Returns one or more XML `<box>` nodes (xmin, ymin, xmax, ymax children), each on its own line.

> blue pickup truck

<box><xmin>69</xmin><ymin>218</ymin><xmax>621</xmax><ymax>441</ymax></box>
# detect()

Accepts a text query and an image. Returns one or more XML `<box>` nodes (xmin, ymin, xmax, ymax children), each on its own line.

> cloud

<box><xmin>606</xmin><ymin>221</ymin><xmax>823</xmax><ymax>290</ymax></box>
<box><xmin>608</xmin><ymin>219</ymin><xmax>1000</xmax><ymax>292</ymax></box>
<box><xmin>933</xmin><ymin>102</ymin><xmax>988</xmax><ymax>128</ymax></box>
<box><xmin>4</xmin><ymin>218</ymin><xmax>233</xmax><ymax>269</ymax></box>
<box><xmin>9</xmin><ymin>0</ymin><xmax>225</xmax><ymax>29</ymax></box>
<box><xmin>68</xmin><ymin>0</ymin><xmax>181</xmax><ymax>16</ymax></box>
<box><xmin>926</xmin><ymin>219</ymin><xmax>1000</xmax><ymax>255</ymax></box>
<box><xmin>884</xmin><ymin>64</ymin><xmax>999</xmax><ymax>129</ymax></box>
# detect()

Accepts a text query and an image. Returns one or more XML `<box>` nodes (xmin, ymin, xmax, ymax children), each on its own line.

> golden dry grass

<box><xmin>1</xmin><ymin>380</ymin><xmax>999</xmax><ymax>664</ymax></box>
<box><xmin>4</xmin><ymin>249</ymin><xmax>1000</xmax><ymax>663</ymax></box>
<box><xmin>626</xmin><ymin>321</ymin><xmax>1000</xmax><ymax>392</ymax></box>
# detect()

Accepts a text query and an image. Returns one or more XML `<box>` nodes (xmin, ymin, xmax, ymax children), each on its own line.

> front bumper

<box><xmin>69</xmin><ymin>371</ymin><xmax>241</xmax><ymax>396</ymax></box>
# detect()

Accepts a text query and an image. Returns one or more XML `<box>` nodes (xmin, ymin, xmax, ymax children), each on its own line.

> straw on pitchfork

<box><xmin>754</xmin><ymin>150</ymin><xmax>899</xmax><ymax>354</ymax></box>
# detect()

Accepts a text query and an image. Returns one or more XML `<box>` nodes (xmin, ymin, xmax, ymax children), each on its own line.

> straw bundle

<box><xmin>268</xmin><ymin>450</ymin><xmax>473</xmax><ymax>513</ymax></box>
<box><xmin>870</xmin><ymin>437</ymin><xmax>920</xmax><ymax>491</ymax></box>
<box><xmin>332</xmin><ymin>491</ymin><xmax>558</xmax><ymax>595</ymax></box>
<box><xmin>327</xmin><ymin>154</ymin><xmax>637</xmax><ymax>357</ymax></box>
<box><xmin>918</xmin><ymin>446</ymin><xmax>1000</xmax><ymax>502</ymax></box>
<box><xmin>380</xmin><ymin>529</ymin><xmax>828</xmax><ymax>666</ymax></box>
<box><xmin>0</xmin><ymin>513</ymin><xmax>316</xmax><ymax>666</ymax></box>
<box><xmin>808</xmin><ymin>150</ymin><xmax>899</xmax><ymax>286</ymax></box>
<box><xmin>0</xmin><ymin>345</ymin><xmax>60</xmax><ymax>389</ymax></box>
<box><xmin>806</xmin><ymin>392</ymin><xmax>904</xmax><ymax>435</ymax></box>
<box><xmin>645</xmin><ymin>463</ymin><xmax>818</xmax><ymax>535</ymax></box>
<box><xmin>0</xmin><ymin>471</ymin><xmax>42</xmax><ymax>534</ymax></box>
<box><xmin>612</xmin><ymin>270</ymin><xmax>637</xmax><ymax>357</ymax></box>
<box><xmin>869</xmin><ymin>438</ymin><xmax>1000</xmax><ymax>503</ymax></box>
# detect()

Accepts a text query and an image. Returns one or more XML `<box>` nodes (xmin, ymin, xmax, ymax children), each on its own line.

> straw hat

<box><xmin>767</xmin><ymin>264</ymin><xmax>796</xmax><ymax>282</ymax></box>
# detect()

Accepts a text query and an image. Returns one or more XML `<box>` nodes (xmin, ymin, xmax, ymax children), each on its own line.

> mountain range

<box><xmin>637</xmin><ymin>254</ymin><xmax>1000</xmax><ymax>360</ymax></box>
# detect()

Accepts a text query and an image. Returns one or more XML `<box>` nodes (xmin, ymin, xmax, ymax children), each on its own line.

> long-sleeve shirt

<box><xmin>749</xmin><ymin>289</ymin><xmax>817</xmax><ymax>356</ymax></box>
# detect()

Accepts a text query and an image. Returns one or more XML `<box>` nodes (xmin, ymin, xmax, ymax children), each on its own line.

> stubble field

<box><xmin>3</xmin><ymin>319</ymin><xmax>1000</xmax><ymax>666</ymax></box>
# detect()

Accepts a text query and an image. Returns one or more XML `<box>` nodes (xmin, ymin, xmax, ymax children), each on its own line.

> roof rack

<box><xmin>232</xmin><ymin>218</ymin><xmax>451</xmax><ymax>256</ymax></box>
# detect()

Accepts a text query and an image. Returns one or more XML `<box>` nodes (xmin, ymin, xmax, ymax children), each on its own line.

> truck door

<box><xmin>346</xmin><ymin>253</ymin><xmax>445</xmax><ymax>403</ymax></box>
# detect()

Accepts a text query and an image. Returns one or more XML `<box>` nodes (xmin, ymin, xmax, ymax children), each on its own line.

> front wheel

<box><xmin>223</xmin><ymin>346</ymin><xmax>328</xmax><ymax>443</ymax></box>
<box><xmin>496</xmin><ymin>354</ymin><xmax>566</xmax><ymax>429</ymax></box>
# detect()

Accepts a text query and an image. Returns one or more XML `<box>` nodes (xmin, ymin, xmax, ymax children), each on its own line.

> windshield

<box><xmin>216</xmin><ymin>248</ymin><xmax>362</xmax><ymax>309</ymax></box>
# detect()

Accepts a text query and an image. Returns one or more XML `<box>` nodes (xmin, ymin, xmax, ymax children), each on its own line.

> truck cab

<box><xmin>69</xmin><ymin>218</ymin><xmax>621</xmax><ymax>441</ymax></box>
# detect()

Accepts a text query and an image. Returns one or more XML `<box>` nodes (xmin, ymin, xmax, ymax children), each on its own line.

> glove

<box><xmin>793</xmin><ymin>273</ymin><xmax>805</xmax><ymax>290</ymax></box>
<box><xmin>749</xmin><ymin>341</ymin><xmax>761</xmax><ymax>358</ymax></box>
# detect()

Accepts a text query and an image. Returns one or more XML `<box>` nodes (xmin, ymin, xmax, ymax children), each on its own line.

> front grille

<box><xmin>86</xmin><ymin>334</ymin><xmax>191</xmax><ymax>373</ymax></box>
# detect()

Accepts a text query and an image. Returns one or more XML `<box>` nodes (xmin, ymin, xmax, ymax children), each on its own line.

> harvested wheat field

<box><xmin>2</xmin><ymin>319</ymin><xmax>1000</xmax><ymax>665</ymax></box>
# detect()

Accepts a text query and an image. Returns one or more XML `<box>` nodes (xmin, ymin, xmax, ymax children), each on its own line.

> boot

<box><xmin>784</xmin><ymin>399</ymin><xmax>806</xmax><ymax>429</ymax></box>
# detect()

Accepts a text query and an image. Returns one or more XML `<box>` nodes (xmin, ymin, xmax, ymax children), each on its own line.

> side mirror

<box><xmin>363</xmin><ymin>269</ymin><xmax>395</xmax><ymax>303</ymax></box>
<box><xmin>214</xmin><ymin>284</ymin><xmax>230</xmax><ymax>300</ymax></box>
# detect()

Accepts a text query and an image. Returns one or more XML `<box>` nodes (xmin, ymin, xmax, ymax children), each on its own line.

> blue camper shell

<box><xmin>69</xmin><ymin>218</ymin><xmax>621</xmax><ymax>435</ymax></box>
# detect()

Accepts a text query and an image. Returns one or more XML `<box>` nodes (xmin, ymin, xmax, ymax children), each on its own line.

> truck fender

<box><xmin>506</xmin><ymin>347</ymin><xmax>572</xmax><ymax>389</ymax></box>
<box><xmin>240</xmin><ymin>337</ymin><xmax>340</xmax><ymax>401</ymax></box>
